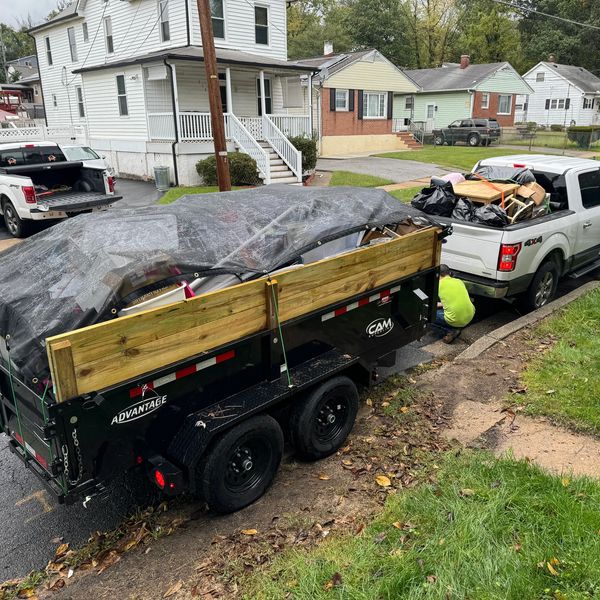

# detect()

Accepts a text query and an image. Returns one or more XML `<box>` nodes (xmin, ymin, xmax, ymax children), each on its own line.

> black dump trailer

<box><xmin>0</xmin><ymin>186</ymin><xmax>448</xmax><ymax>513</ymax></box>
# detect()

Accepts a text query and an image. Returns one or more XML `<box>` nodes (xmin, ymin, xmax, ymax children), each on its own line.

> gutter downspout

<box><xmin>468</xmin><ymin>89</ymin><xmax>474</xmax><ymax>118</ymax></box>
<box><xmin>164</xmin><ymin>59</ymin><xmax>180</xmax><ymax>186</ymax></box>
<box><xmin>184</xmin><ymin>0</ymin><xmax>191</xmax><ymax>46</ymax></box>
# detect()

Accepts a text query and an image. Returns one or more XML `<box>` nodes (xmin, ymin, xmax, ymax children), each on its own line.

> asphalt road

<box><xmin>0</xmin><ymin>175</ymin><xmax>597</xmax><ymax>579</ymax></box>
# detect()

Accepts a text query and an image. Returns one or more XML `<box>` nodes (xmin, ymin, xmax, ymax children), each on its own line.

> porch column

<box><xmin>171</xmin><ymin>62</ymin><xmax>180</xmax><ymax>137</ymax></box>
<box><xmin>259</xmin><ymin>70</ymin><xmax>267</xmax><ymax>116</ymax></box>
<box><xmin>225</xmin><ymin>67</ymin><xmax>233</xmax><ymax>114</ymax></box>
<box><xmin>308</xmin><ymin>72</ymin><xmax>313</xmax><ymax>137</ymax></box>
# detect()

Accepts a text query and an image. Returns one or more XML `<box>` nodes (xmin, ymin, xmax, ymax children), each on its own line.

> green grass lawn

<box><xmin>158</xmin><ymin>185</ymin><xmax>243</xmax><ymax>204</ymax></box>
<box><xmin>375</xmin><ymin>147</ymin><xmax>536</xmax><ymax>172</ymax></box>
<box><xmin>388</xmin><ymin>185</ymin><xmax>424</xmax><ymax>203</ymax></box>
<box><xmin>243</xmin><ymin>451</ymin><xmax>600</xmax><ymax>599</ymax></box>
<box><xmin>519</xmin><ymin>287</ymin><xmax>600</xmax><ymax>434</ymax></box>
<box><xmin>329</xmin><ymin>170</ymin><xmax>394</xmax><ymax>187</ymax></box>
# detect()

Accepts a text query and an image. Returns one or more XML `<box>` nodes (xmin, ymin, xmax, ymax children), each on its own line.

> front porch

<box><xmin>144</xmin><ymin>61</ymin><xmax>313</xmax><ymax>184</ymax></box>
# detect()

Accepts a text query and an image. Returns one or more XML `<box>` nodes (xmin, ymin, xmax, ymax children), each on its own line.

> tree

<box><xmin>0</xmin><ymin>23</ymin><xmax>36</xmax><ymax>84</ymax></box>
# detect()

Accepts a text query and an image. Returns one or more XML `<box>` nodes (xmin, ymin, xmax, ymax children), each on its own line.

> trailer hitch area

<box><xmin>147</xmin><ymin>456</ymin><xmax>185</xmax><ymax>496</ymax></box>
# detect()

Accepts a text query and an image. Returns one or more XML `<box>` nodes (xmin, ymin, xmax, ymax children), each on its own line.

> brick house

<box><xmin>295</xmin><ymin>49</ymin><xmax>419</xmax><ymax>156</ymax></box>
<box><xmin>394</xmin><ymin>56</ymin><xmax>533</xmax><ymax>131</ymax></box>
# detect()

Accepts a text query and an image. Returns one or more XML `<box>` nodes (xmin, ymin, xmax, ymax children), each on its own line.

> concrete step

<box><xmin>267</xmin><ymin>175</ymin><xmax>299</xmax><ymax>184</ymax></box>
<box><xmin>271</xmin><ymin>164</ymin><xmax>290</xmax><ymax>172</ymax></box>
<box><xmin>271</xmin><ymin>169</ymin><xmax>295</xmax><ymax>178</ymax></box>
<box><xmin>270</xmin><ymin>158</ymin><xmax>284</xmax><ymax>165</ymax></box>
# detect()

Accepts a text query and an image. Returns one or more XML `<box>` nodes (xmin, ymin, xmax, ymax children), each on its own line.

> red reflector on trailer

<box><xmin>13</xmin><ymin>431</ymin><xmax>23</xmax><ymax>444</ymax></box>
<box><xmin>154</xmin><ymin>469</ymin><xmax>165</xmax><ymax>489</ymax></box>
<box><xmin>36</xmin><ymin>453</ymin><xmax>48</xmax><ymax>469</ymax></box>
<box><xmin>136</xmin><ymin>455</ymin><xmax>144</xmax><ymax>465</ymax></box>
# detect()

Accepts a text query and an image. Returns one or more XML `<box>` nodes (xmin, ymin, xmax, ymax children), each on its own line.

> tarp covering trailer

<box><xmin>0</xmin><ymin>186</ymin><xmax>448</xmax><ymax>512</ymax></box>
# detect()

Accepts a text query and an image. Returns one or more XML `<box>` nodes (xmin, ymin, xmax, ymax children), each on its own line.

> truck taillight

<box><xmin>22</xmin><ymin>186</ymin><xmax>36</xmax><ymax>204</ymax></box>
<box><xmin>107</xmin><ymin>176</ymin><xmax>115</xmax><ymax>193</ymax></box>
<box><xmin>498</xmin><ymin>243</ymin><xmax>522</xmax><ymax>272</ymax></box>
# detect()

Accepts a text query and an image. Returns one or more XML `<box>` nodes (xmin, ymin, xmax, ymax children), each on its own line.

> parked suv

<box><xmin>433</xmin><ymin>118</ymin><xmax>501</xmax><ymax>147</ymax></box>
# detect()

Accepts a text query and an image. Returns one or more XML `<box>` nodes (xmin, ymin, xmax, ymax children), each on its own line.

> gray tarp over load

<box><xmin>0</xmin><ymin>185</ymin><xmax>430</xmax><ymax>382</ymax></box>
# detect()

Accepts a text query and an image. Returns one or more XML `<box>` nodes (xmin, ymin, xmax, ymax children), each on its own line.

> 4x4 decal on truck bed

<box><xmin>524</xmin><ymin>236</ymin><xmax>543</xmax><ymax>247</ymax></box>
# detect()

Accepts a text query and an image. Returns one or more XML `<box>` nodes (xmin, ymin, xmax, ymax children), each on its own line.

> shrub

<box><xmin>550</xmin><ymin>124</ymin><xmax>564</xmax><ymax>132</ymax></box>
<box><xmin>288</xmin><ymin>136</ymin><xmax>318</xmax><ymax>173</ymax></box>
<box><xmin>567</xmin><ymin>126</ymin><xmax>600</xmax><ymax>148</ymax></box>
<box><xmin>196</xmin><ymin>152</ymin><xmax>260</xmax><ymax>186</ymax></box>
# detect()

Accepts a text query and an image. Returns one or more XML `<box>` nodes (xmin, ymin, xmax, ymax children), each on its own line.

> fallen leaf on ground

<box><xmin>426</xmin><ymin>575</ymin><xmax>437</xmax><ymax>583</ymax></box>
<box><xmin>323</xmin><ymin>572</ymin><xmax>343</xmax><ymax>590</ymax></box>
<box><xmin>400</xmin><ymin>406</ymin><xmax>410</xmax><ymax>413</ymax></box>
<box><xmin>546</xmin><ymin>562</ymin><xmax>559</xmax><ymax>576</ymax></box>
<box><xmin>17</xmin><ymin>589</ymin><xmax>36</xmax><ymax>598</ymax></box>
<box><xmin>164</xmin><ymin>581</ymin><xmax>183</xmax><ymax>597</ymax></box>
<box><xmin>459</xmin><ymin>488</ymin><xmax>475</xmax><ymax>497</ymax></box>
<box><xmin>375</xmin><ymin>475</ymin><xmax>391</xmax><ymax>487</ymax></box>
<box><xmin>47</xmin><ymin>578</ymin><xmax>65</xmax><ymax>591</ymax></box>
<box><xmin>546</xmin><ymin>389</ymin><xmax>556</xmax><ymax>395</ymax></box>
<box><xmin>241</xmin><ymin>529</ymin><xmax>258</xmax><ymax>536</ymax></box>
<box><xmin>317</xmin><ymin>474</ymin><xmax>330</xmax><ymax>481</ymax></box>
<box><xmin>97</xmin><ymin>550</ymin><xmax>120</xmax><ymax>574</ymax></box>
<box><xmin>381</xmin><ymin>402</ymin><xmax>390</xmax><ymax>407</ymax></box>
<box><xmin>392</xmin><ymin>521</ymin><xmax>402</xmax><ymax>529</ymax></box>
<box><xmin>342</xmin><ymin>460</ymin><xmax>353</xmax><ymax>467</ymax></box>
<box><xmin>561</xmin><ymin>478</ymin><xmax>570</xmax><ymax>487</ymax></box>
<box><xmin>54</xmin><ymin>543</ymin><xmax>69</xmax><ymax>558</ymax></box>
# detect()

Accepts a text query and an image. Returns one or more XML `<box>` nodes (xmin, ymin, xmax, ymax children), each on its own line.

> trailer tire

<box><xmin>290</xmin><ymin>376</ymin><xmax>359</xmax><ymax>461</ymax></box>
<box><xmin>198</xmin><ymin>415</ymin><xmax>283</xmax><ymax>514</ymax></box>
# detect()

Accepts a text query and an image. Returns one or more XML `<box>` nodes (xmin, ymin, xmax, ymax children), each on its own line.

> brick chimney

<box><xmin>460</xmin><ymin>55</ymin><xmax>470</xmax><ymax>69</ymax></box>
<box><xmin>548</xmin><ymin>54</ymin><xmax>556</xmax><ymax>63</ymax></box>
<box><xmin>324</xmin><ymin>41</ymin><xmax>334</xmax><ymax>56</ymax></box>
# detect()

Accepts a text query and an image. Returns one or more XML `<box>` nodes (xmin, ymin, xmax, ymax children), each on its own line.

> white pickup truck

<box><xmin>438</xmin><ymin>155</ymin><xmax>600</xmax><ymax>310</ymax></box>
<box><xmin>0</xmin><ymin>142</ymin><xmax>120</xmax><ymax>237</ymax></box>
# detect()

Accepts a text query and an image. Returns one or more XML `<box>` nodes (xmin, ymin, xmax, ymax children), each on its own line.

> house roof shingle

<box><xmin>538</xmin><ymin>62</ymin><xmax>600</xmax><ymax>94</ymax></box>
<box><xmin>294</xmin><ymin>49</ymin><xmax>376</xmax><ymax>77</ymax></box>
<box><xmin>28</xmin><ymin>1</ymin><xmax>79</xmax><ymax>32</ymax></box>
<box><xmin>405</xmin><ymin>62</ymin><xmax>508</xmax><ymax>92</ymax></box>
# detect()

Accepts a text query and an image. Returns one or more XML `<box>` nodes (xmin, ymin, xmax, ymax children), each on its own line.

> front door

<box><xmin>218</xmin><ymin>73</ymin><xmax>227</xmax><ymax>113</ymax></box>
<box><xmin>572</xmin><ymin>168</ymin><xmax>600</xmax><ymax>267</ymax></box>
<box><xmin>425</xmin><ymin>103</ymin><xmax>436</xmax><ymax>131</ymax></box>
<box><xmin>257</xmin><ymin>78</ymin><xmax>272</xmax><ymax>116</ymax></box>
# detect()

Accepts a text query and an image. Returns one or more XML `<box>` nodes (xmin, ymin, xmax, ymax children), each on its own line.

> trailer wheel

<box><xmin>290</xmin><ymin>376</ymin><xmax>359</xmax><ymax>461</ymax></box>
<box><xmin>198</xmin><ymin>415</ymin><xmax>283</xmax><ymax>514</ymax></box>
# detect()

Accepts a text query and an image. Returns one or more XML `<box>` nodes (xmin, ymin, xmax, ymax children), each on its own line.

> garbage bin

<box><xmin>153</xmin><ymin>166</ymin><xmax>171</xmax><ymax>192</ymax></box>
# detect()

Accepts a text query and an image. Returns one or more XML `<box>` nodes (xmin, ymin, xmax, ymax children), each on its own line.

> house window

<box><xmin>76</xmin><ymin>86</ymin><xmax>85</xmax><ymax>118</ymax></box>
<box><xmin>550</xmin><ymin>99</ymin><xmax>558</xmax><ymax>109</ymax></box>
<box><xmin>256</xmin><ymin>78</ymin><xmax>272</xmax><ymax>115</ymax></box>
<box><xmin>536</xmin><ymin>72</ymin><xmax>545</xmax><ymax>82</ymax></box>
<box><xmin>45</xmin><ymin>37</ymin><xmax>53</xmax><ymax>66</ymax></box>
<box><xmin>255</xmin><ymin>6</ymin><xmax>269</xmax><ymax>45</ymax></box>
<box><xmin>116</xmin><ymin>75</ymin><xmax>128</xmax><ymax>116</ymax></box>
<box><xmin>584</xmin><ymin>97</ymin><xmax>595</xmax><ymax>109</ymax></box>
<box><xmin>34</xmin><ymin>86</ymin><xmax>39</xmax><ymax>97</ymax></box>
<box><xmin>498</xmin><ymin>94</ymin><xmax>512</xmax><ymax>114</ymax></box>
<box><xmin>335</xmin><ymin>89</ymin><xmax>349</xmax><ymax>111</ymax></box>
<box><xmin>104</xmin><ymin>16</ymin><xmax>114</xmax><ymax>54</ymax></box>
<box><xmin>82</xmin><ymin>22</ymin><xmax>89</xmax><ymax>43</ymax></box>
<box><xmin>558</xmin><ymin>98</ymin><xmax>565</xmax><ymax>109</ymax></box>
<box><xmin>363</xmin><ymin>91</ymin><xmax>387</xmax><ymax>119</ymax></box>
<box><xmin>211</xmin><ymin>0</ymin><xmax>225</xmax><ymax>39</ymax></box>
<box><xmin>52</xmin><ymin>94</ymin><xmax>57</xmax><ymax>108</ymax></box>
<box><xmin>481</xmin><ymin>93</ymin><xmax>489</xmax><ymax>109</ymax></box>
<box><xmin>158</xmin><ymin>0</ymin><xmax>170</xmax><ymax>42</ymax></box>
<box><xmin>67</xmin><ymin>27</ymin><xmax>78</xmax><ymax>62</ymax></box>
<box><xmin>405</xmin><ymin>96</ymin><xmax>413</xmax><ymax>110</ymax></box>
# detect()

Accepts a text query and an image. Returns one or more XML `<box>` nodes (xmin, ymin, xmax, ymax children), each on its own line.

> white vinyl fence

<box><xmin>0</xmin><ymin>125</ymin><xmax>88</xmax><ymax>144</ymax></box>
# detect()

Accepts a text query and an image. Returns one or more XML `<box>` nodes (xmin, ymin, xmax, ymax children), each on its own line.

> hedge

<box><xmin>288</xmin><ymin>136</ymin><xmax>318</xmax><ymax>173</ymax></box>
<box><xmin>567</xmin><ymin>126</ymin><xmax>600</xmax><ymax>148</ymax></box>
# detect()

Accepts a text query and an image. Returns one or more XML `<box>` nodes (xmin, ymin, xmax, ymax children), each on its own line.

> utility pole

<box><xmin>195</xmin><ymin>0</ymin><xmax>231</xmax><ymax>191</ymax></box>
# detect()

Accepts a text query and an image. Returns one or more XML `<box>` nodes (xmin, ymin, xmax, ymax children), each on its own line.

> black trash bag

<box><xmin>473</xmin><ymin>204</ymin><xmax>509</xmax><ymax>227</ymax></box>
<box><xmin>452</xmin><ymin>198</ymin><xmax>475</xmax><ymax>221</ymax></box>
<box><xmin>411</xmin><ymin>181</ymin><xmax>457</xmax><ymax>217</ymax></box>
<box><xmin>469</xmin><ymin>166</ymin><xmax>535</xmax><ymax>184</ymax></box>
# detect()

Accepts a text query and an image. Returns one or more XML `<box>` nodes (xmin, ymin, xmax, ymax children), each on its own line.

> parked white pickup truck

<box><xmin>0</xmin><ymin>142</ymin><xmax>120</xmax><ymax>237</ymax></box>
<box><xmin>439</xmin><ymin>155</ymin><xmax>600</xmax><ymax>310</ymax></box>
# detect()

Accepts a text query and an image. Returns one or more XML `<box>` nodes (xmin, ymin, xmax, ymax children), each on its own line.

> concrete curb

<box><xmin>454</xmin><ymin>280</ymin><xmax>600</xmax><ymax>362</ymax></box>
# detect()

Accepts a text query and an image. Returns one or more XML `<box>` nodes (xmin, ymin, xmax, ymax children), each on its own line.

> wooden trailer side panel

<box><xmin>47</xmin><ymin>228</ymin><xmax>440</xmax><ymax>402</ymax></box>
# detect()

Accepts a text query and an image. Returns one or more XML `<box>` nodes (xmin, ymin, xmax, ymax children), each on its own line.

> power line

<box><xmin>114</xmin><ymin>0</ymin><xmax>144</xmax><ymax>55</ymax></box>
<box><xmin>491</xmin><ymin>0</ymin><xmax>600</xmax><ymax>31</ymax></box>
<box><xmin>128</xmin><ymin>2</ymin><xmax>167</xmax><ymax>57</ymax></box>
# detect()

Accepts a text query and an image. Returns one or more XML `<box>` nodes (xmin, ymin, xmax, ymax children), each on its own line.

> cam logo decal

<box><xmin>366</xmin><ymin>317</ymin><xmax>394</xmax><ymax>338</ymax></box>
<box><xmin>111</xmin><ymin>387</ymin><xmax>167</xmax><ymax>425</ymax></box>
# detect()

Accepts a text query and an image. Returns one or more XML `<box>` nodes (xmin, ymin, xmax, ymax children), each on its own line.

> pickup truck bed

<box><xmin>37</xmin><ymin>191</ymin><xmax>117</xmax><ymax>212</ymax></box>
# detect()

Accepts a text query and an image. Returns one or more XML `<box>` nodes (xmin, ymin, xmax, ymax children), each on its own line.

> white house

<box><xmin>515</xmin><ymin>59</ymin><xmax>600</xmax><ymax>127</ymax></box>
<box><xmin>30</xmin><ymin>0</ymin><xmax>314</xmax><ymax>184</ymax></box>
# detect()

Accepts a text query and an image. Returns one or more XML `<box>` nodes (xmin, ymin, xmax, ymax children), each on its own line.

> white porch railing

<box><xmin>226</xmin><ymin>114</ymin><xmax>271</xmax><ymax>184</ymax></box>
<box><xmin>0</xmin><ymin>124</ymin><xmax>87</xmax><ymax>143</ymax></box>
<box><xmin>179</xmin><ymin>112</ymin><xmax>212</xmax><ymax>141</ymax></box>
<box><xmin>263</xmin><ymin>115</ymin><xmax>302</xmax><ymax>182</ymax></box>
<box><xmin>148</xmin><ymin>113</ymin><xmax>176</xmax><ymax>141</ymax></box>
<box><xmin>269</xmin><ymin>115</ymin><xmax>311</xmax><ymax>138</ymax></box>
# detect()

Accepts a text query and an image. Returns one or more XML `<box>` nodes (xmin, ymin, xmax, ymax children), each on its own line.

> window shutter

<box><xmin>387</xmin><ymin>92</ymin><xmax>393</xmax><ymax>120</ymax></box>
<box><xmin>330</xmin><ymin>88</ymin><xmax>336</xmax><ymax>112</ymax></box>
<box><xmin>566</xmin><ymin>98</ymin><xmax>571</xmax><ymax>109</ymax></box>
<box><xmin>349</xmin><ymin>90</ymin><xmax>355</xmax><ymax>112</ymax></box>
<box><xmin>358</xmin><ymin>90</ymin><xmax>363</xmax><ymax>119</ymax></box>
<box><xmin>545</xmin><ymin>99</ymin><xmax>550</xmax><ymax>110</ymax></box>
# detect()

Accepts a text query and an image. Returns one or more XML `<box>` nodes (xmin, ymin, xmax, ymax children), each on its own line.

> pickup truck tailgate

<box><xmin>39</xmin><ymin>192</ymin><xmax>121</xmax><ymax>212</ymax></box>
<box><xmin>441</xmin><ymin>221</ymin><xmax>503</xmax><ymax>277</ymax></box>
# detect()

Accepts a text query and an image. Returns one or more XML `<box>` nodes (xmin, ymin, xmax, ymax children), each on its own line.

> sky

<box><xmin>1</xmin><ymin>0</ymin><xmax>59</xmax><ymax>28</ymax></box>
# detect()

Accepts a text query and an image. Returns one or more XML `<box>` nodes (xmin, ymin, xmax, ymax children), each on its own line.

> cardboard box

<box><xmin>518</xmin><ymin>182</ymin><xmax>546</xmax><ymax>206</ymax></box>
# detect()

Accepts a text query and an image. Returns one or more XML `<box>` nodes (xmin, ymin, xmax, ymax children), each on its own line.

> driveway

<box><xmin>317</xmin><ymin>156</ymin><xmax>446</xmax><ymax>183</ymax></box>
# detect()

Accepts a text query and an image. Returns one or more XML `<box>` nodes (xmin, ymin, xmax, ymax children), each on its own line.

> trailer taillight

<box><xmin>498</xmin><ymin>243</ymin><xmax>522</xmax><ymax>272</ymax></box>
<box><xmin>22</xmin><ymin>186</ymin><xmax>36</xmax><ymax>204</ymax></box>
<box><xmin>149</xmin><ymin>459</ymin><xmax>183</xmax><ymax>495</ymax></box>
<box><xmin>154</xmin><ymin>469</ymin><xmax>165</xmax><ymax>489</ymax></box>
<box><xmin>107</xmin><ymin>176</ymin><xmax>115</xmax><ymax>193</ymax></box>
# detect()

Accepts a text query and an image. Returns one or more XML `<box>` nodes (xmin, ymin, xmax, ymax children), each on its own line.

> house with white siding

<box><xmin>394</xmin><ymin>56</ymin><xmax>533</xmax><ymax>132</ymax></box>
<box><xmin>29</xmin><ymin>0</ymin><xmax>314</xmax><ymax>184</ymax></box>
<box><xmin>514</xmin><ymin>60</ymin><xmax>600</xmax><ymax>127</ymax></box>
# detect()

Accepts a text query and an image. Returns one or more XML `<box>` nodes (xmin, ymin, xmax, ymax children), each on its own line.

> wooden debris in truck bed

<box><xmin>452</xmin><ymin>181</ymin><xmax>520</xmax><ymax>203</ymax></box>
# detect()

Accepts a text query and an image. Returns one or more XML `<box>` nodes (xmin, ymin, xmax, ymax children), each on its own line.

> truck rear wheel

<box><xmin>523</xmin><ymin>260</ymin><xmax>559</xmax><ymax>311</ymax></box>
<box><xmin>198</xmin><ymin>415</ymin><xmax>283</xmax><ymax>514</ymax></box>
<box><xmin>468</xmin><ymin>133</ymin><xmax>480</xmax><ymax>147</ymax></box>
<box><xmin>434</xmin><ymin>134</ymin><xmax>444</xmax><ymax>146</ymax></box>
<box><xmin>290</xmin><ymin>376</ymin><xmax>359</xmax><ymax>461</ymax></box>
<box><xmin>3</xmin><ymin>201</ymin><xmax>28</xmax><ymax>238</ymax></box>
